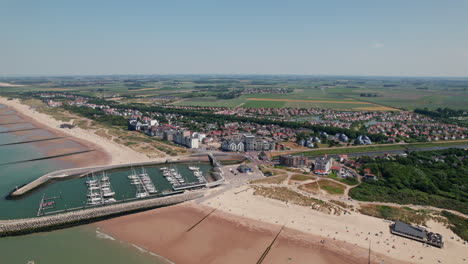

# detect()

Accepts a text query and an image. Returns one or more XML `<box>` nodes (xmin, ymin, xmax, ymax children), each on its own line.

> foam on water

<box><xmin>96</xmin><ymin>230</ymin><xmax>116</xmax><ymax>241</ymax></box>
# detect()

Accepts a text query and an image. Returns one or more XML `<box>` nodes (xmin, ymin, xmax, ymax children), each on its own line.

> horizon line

<box><xmin>1</xmin><ymin>73</ymin><xmax>468</xmax><ymax>79</ymax></box>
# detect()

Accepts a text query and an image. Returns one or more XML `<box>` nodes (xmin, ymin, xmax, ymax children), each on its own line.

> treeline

<box><xmin>349</xmin><ymin>148</ymin><xmax>468</xmax><ymax>214</ymax></box>
<box><xmin>415</xmin><ymin>107</ymin><xmax>466</xmax><ymax>119</ymax></box>
<box><xmin>63</xmin><ymin>105</ymin><xmax>127</xmax><ymax>127</ymax></box>
<box><xmin>193</xmin><ymin>79</ymin><xmax>240</xmax><ymax>84</ymax></box>
<box><xmin>360</xmin><ymin>93</ymin><xmax>380</xmax><ymax>97</ymax></box>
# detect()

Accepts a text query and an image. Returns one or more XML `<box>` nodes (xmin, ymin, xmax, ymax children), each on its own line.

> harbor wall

<box><xmin>0</xmin><ymin>191</ymin><xmax>203</xmax><ymax>237</ymax></box>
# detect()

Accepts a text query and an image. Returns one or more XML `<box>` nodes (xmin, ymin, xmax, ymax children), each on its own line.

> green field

<box><xmin>173</xmin><ymin>97</ymin><xmax>246</xmax><ymax>107</ymax></box>
<box><xmin>1</xmin><ymin>76</ymin><xmax>467</xmax><ymax>111</ymax></box>
<box><xmin>241</xmin><ymin>100</ymin><xmax>286</xmax><ymax>108</ymax></box>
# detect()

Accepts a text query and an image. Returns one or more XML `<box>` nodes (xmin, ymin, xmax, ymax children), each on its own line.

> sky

<box><xmin>1</xmin><ymin>0</ymin><xmax>468</xmax><ymax>77</ymax></box>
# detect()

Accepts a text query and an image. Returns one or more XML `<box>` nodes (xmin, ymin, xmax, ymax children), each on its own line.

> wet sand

<box><xmin>96</xmin><ymin>203</ymin><xmax>408</xmax><ymax>264</ymax></box>
<box><xmin>0</xmin><ymin>106</ymin><xmax>111</xmax><ymax>168</ymax></box>
<box><xmin>0</xmin><ymin>97</ymin><xmax>152</xmax><ymax>164</ymax></box>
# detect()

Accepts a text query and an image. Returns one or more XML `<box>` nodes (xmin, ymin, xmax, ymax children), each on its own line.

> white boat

<box><xmin>104</xmin><ymin>198</ymin><xmax>116</xmax><ymax>203</ymax></box>
<box><xmin>136</xmin><ymin>192</ymin><xmax>149</xmax><ymax>198</ymax></box>
<box><xmin>188</xmin><ymin>166</ymin><xmax>199</xmax><ymax>171</ymax></box>
<box><xmin>103</xmin><ymin>191</ymin><xmax>115</xmax><ymax>197</ymax></box>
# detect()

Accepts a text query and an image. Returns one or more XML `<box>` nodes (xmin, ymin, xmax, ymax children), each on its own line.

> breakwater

<box><xmin>0</xmin><ymin>191</ymin><xmax>203</xmax><ymax>237</ymax></box>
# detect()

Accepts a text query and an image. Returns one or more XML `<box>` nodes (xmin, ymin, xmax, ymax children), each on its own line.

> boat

<box><xmin>104</xmin><ymin>198</ymin><xmax>116</xmax><ymax>203</ymax></box>
<box><xmin>136</xmin><ymin>192</ymin><xmax>148</xmax><ymax>198</ymax></box>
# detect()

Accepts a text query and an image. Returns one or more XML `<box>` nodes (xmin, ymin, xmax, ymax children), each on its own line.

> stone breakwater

<box><xmin>0</xmin><ymin>191</ymin><xmax>204</xmax><ymax>237</ymax></box>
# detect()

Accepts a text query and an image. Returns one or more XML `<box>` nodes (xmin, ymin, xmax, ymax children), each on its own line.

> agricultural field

<box><xmin>1</xmin><ymin>75</ymin><xmax>467</xmax><ymax>111</ymax></box>
<box><xmin>241</xmin><ymin>100</ymin><xmax>286</xmax><ymax>108</ymax></box>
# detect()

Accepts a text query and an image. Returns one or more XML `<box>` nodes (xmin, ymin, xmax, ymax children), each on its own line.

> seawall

<box><xmin>0</xmin><ymin>191</ymin><xmax>203</xmax><ymax>237</ymax></box>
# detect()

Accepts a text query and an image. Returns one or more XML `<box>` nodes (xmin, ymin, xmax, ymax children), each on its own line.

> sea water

<box><xmin>0</xmin><ymin>107</ymin><xmax>208</xmax><ymax>263</ymax></box>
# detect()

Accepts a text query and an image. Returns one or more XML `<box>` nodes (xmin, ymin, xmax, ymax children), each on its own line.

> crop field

<box><xmin>173</xmin><ymin>97</ymin><xmax>246</xmax><ymax>107</ymax></box>
<box><xmin>241</xmin><ymin>100</ymin><xmax>286</xmax><ymax>108</ymax></box>
<box><xmin>1</xmin><ymin>76</ymin><xmax>467</xmax><ymax>111</ymax></box>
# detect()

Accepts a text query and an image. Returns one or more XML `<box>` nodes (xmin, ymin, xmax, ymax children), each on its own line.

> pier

<box><xmin>0</xmin><ymin>191</ymin><xmax>204</xmax><ymax>237</ymax></box>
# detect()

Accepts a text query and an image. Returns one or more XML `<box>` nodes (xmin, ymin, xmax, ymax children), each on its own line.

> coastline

<box><xmin>95</xmin><ymin>202</ymin><xmax>409</xmax><ymax>264</ymax></box>
<box><xmin>97</xmin><ymin>186</ymin><xmax>468</xmax><ymax>264</ymax></box>
<box><xmin>1</xmin><ymin>97</ymin><xmax>466</xmax><ymax>263</ymax></box>
<box><xmin>0</xmin><ymin>97</ymin><xmax>153</xmax><ymax>165</ymax></box>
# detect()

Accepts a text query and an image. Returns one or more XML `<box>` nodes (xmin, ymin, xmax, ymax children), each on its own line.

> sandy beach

<box><xmin>97</xmin><ymin>185</ymin><xmax>468</xmax><ymax>264</ymax></box>
<box><xmin>96</xmin><ymin>203</ymin><xmax>406</xmax><ymax>264</ymax></box>
<box><xmin>0</xmin><ymin>97</ymin><xmax>153</xmax><ymax>165</ymax></box>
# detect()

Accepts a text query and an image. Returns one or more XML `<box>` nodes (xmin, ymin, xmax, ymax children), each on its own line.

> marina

<box><xmin>86</xmin><ymin>172</ymin><xmax>117</xmax><ymax>206</ymax></box>
<box><xmin>128</xmin><ymin>167</ymin><xmax>158</xmax><ymax>199</ymax></box>
<box><xmin>32</xmin><ymin>164</ymin><xmax>214</xmax><ymax>217</ymax></box>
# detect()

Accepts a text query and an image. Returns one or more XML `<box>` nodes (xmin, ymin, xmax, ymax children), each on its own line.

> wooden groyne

<box><xmin>0</xmin><ymin>127</ymin><xmax>41</xmax><ymax>133</ymax></box>
<box><xmin>0</xmin><ymin>136</ymin><xmax>68</xmax><ymax>147</ymax></box>
<box><xmin>0</xmin><ymin>121</ymin><xmax>29</xmax><ymax>125</ymax></box>
<box><xmin>0</xmin><ymin>191</ymin><xmax>204</xmax><ymax>237</ymax></box>
<box><xmin>0</xmin><ymin>149</ymin><xmax>96</xmax><ymax>166</ymax></box>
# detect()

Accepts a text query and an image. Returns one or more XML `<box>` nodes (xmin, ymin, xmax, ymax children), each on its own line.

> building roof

<box><xmin>330</xmin><ymin>165</ymin><xmax>342</xmax><ymax>171</ymax></box>
<box><xmin>392</xmin><ymin>221</ymin><xmax>426</xmax><ymax>239</ymax></box>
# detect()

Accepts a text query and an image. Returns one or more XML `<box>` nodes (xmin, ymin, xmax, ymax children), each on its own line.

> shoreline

<box><xmin>0</xmin><ymin>103</ymin><xmax>111</xmax><ymax>169</ymax></box>
<box><xmin>0</xmin><ymin>97</ymin><xmax>154</xmax><ymax>165</ymax></box>
<box><xmin>97</xmin><ymin>186</ymin><xmax>468</xmax><ymax>264</ymax></box>
<box><xmin>96</xmin><ymin>202</ymin><xmax>410</xmax><ymax>264</ymax></box>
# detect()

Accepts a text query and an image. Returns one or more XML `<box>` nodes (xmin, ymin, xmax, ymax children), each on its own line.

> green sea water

<box><xmin>0</xmin><ymin>226</ymin><xmax>165</xmax><ymax>264</ymax></box>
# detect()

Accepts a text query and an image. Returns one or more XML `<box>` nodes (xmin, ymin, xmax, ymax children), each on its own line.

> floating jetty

<box><xmin>0</xmin><ymin>191</ymin><xmax>204</xmax><ymax>237</ymax></box>
<box><xmin>128</xmin><ymin>167</ymin><xmax>158</xmax><ymax>199</ymax></box>
<box><xmin>86</xmin><ymin>172</ymin><xmax>116</xmax><ymax>206</ymax></box>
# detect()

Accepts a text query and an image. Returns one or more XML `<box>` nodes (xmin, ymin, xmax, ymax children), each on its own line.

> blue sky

<box><xmin>1</xmin><ymin>0</ymin><xmax>467</xmax><ymax>76</ymax></box>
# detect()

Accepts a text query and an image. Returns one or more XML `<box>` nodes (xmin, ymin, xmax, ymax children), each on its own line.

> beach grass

<box><xmin>318</xmin><ymin>179</ymin><xmax>346</xmax><ymax>195</ymax></box>
<box><xmin>290</xmin><ymin>174</ymin><xmax>315</xmax><ymax>181</ymax></box>
<box><xmin>250</xmin><ymin>175</ymin><xmax>288</xmax><ymax>184</ymax></box>
<box><xmin>358</xmin><ymin>204</ymin><xmax>437</xmax><ymax>226</ymax></box>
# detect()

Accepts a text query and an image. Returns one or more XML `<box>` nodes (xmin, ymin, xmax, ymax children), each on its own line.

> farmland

<box><xmin>1</xmin><ymin>75</ymin><xmax>467</xmax><ymax>111</ymax></box>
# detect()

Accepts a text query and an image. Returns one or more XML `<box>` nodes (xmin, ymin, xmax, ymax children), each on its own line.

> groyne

<box><xmin>0</xmin><ymin>121</ymin><xmax>29</xmax><ymax>125</ymax></box>
<box><xmin>0</xmin><ymin>127</ymin><xmax>41</xmax><ymax>133</ymax></box>
<box><xmin>0</xmin><ymin>136</ymin><xmax>68</xmax><ymax>147</ymax></box>
<box><xmin>0</xmin><ymin>191</ymin><xmax>203</xmax><ymax>237</ymax></box>
<box><xmin>0</xmin><ymin>149</ymin><xmax>96</xmax><ymax>166</ymax></box>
